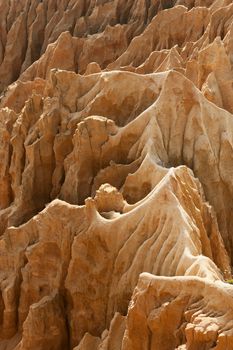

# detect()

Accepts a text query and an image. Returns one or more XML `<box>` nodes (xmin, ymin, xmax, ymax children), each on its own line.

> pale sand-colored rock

<box><xmin>0</xmin><ymin>164</ymin><xmax>230</xmax><ymax>349</ymax></box>
<box><xmin>79</xmin><ymin>274</ymin><xmax>233</xmax><ymax>350</ymax></box>
<box><xmin>0</xmin><ymin>0</ymin><xmax>192</xmax><ymax>93</ymax></box>
<box><xmin>122</xmin><ymin>274</ymin><xmax>233</xmax><ymax>350</ymax></box>
<box><xmin>1</xmin><ymin>0</ymin><xmax>233</xmax><ymax>349</ymax></box>
<box><xmin>1</xmin><ymin>67</ymin><xmax>233</xmax><ymax>348</ymax></box>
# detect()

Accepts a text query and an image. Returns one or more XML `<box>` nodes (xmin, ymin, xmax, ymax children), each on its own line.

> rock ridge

<box><xmin>1</xmin><ymin>0</ymin><xmax>233</xmax><ymax>349</ymax></box>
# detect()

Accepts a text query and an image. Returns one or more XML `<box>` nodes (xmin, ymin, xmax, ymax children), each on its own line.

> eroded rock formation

<box><xmin>1</xmin><ymin>0</ymin><xmax>233</xmax><ymax>349</ymax></box>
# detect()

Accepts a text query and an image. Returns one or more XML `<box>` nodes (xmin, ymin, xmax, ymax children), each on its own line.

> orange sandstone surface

<box><xmin>1</xmin><ymin>0</ymin><xmax>233</xmax><ymax>349</ymax></box>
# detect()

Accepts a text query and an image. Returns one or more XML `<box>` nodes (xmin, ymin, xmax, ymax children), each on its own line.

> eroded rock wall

<box><xmin>0</xmin><ymin>0</ymin><xmax>233</xmax><ymax>349</ymax></box>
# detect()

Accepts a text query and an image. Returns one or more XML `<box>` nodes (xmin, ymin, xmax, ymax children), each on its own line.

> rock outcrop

<box><xmin>1</xmin><ymin>0</ymin><xmax>233</xmax><ymax>349</ymax></box>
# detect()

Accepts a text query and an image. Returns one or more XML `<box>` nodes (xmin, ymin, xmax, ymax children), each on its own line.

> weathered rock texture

<box><xmin>1</xmin><ymin>0</ymin><xmax>233</xmax><ymax>349</ymax></box>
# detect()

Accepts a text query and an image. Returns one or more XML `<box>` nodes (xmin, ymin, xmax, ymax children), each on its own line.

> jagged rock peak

<box><xmin>1</xmin><ymin>0</ymin><xmax>233</xmax><ymax>349</ymax></box>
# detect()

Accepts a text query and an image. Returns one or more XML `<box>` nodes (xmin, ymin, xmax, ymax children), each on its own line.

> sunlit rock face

<box><xmin>1</xmin><ymin>0</ymin><xmax>233</xmax><ymax>349</ymax></box>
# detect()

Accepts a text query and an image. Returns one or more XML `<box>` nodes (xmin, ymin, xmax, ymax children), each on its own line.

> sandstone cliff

<box><xmin>1</xmin><ymin>0</ymin><xmax>233</xmax><ymax>349</ymax></box>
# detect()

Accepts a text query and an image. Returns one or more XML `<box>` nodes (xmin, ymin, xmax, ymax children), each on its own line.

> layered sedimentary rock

<box><xmin>1</xmin><ymin>0</ymin><xmax>233</xmax><ymax>349</ymax></box>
